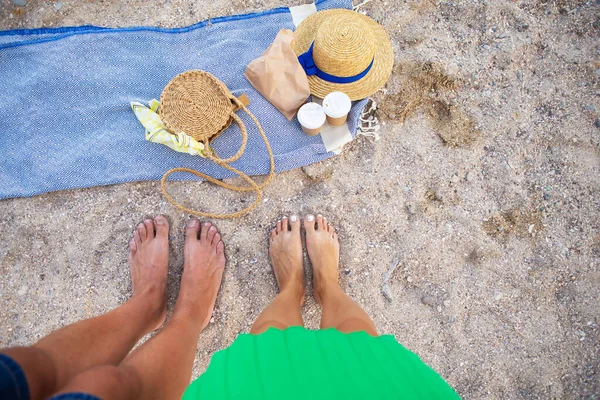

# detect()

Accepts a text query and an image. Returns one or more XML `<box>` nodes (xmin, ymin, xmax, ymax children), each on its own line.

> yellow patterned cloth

<box><xmin>130</xmin><ymin>99</ymin><xmax>206</xmax><ymax>157</ymax></box>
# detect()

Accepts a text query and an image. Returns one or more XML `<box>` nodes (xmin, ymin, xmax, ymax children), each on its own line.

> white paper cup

<box><xmin>297</xmin><ymin>102</ymin><xmax>326</xmax><ymax>136</ymax></box>
<box><xmin>323</xmin><ymin>91</ymin><xmax>351</xmax><ymax>126</ymax></box>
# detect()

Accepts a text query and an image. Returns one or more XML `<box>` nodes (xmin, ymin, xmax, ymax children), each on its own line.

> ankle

<box><xmin>126</xmin><ymin>291</ymin><xmax>166</xmax><ymax>329</ymax></box>
<box><xmin>315</xmin><ymin>281</ymin><xmax>341</xmax><ymax>303</ymax></box>
<box><xmin>132</xmin><ymin>283</ymin><xmax>165</xmax><ymax>303</ymax></box>
<box><xmin>171</xmin><ymin>307</ymin><xmax>205</xmax><ymax>327</ymax></box>
<box><xmin>172</xmin><ymin>297</ymin><xmax>209</xmax><ymax>325</ymax></box>
<box><xmin>280</xmin><ymin>282</ymin><xmax>305</xmax><ymax>303</ymax></box>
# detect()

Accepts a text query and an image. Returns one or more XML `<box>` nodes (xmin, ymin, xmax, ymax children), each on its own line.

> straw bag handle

<box><xmin>204</xmin><ymin>110</ymin><xmax>247</xmax><ymax>164</ymax></box>
<box><xmin>207</xmin><ymin>98</ymin><xmax>275</xmax><ymax>190</ymax></box>
<box><xmin>160</xmin><ymin>99</ymin><xmax>275</xmax><ymax>219</ymax></box>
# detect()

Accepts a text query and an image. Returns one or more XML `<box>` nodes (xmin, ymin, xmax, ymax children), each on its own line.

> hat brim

<box><xmin>292</xmin><ymin>9</ymin><xmax>394</xmax><ymax>101</ymax></box>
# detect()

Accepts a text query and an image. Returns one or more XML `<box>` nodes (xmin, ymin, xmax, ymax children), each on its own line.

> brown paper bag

<box><xmin>245</xmin><ymin>29</ymin><xmax>311</xmax><ymax>120</ymax></box>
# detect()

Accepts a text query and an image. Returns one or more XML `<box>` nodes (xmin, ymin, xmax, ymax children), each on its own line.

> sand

<box><xmin>0</xmin><ymin>0</ymin><xmax>598</xmax><ymax>398</ymax></box>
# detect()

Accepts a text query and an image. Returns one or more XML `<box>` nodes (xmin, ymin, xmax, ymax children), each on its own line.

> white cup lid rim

<box><xmin>298</xmin><ymin>102</ymin><xmax>326</xmax><ymax>129</ymax></box>
<box><xmin>323</xmin><ymin>92</ymin><xmax>351</xmax><ymax>118</ymax></box>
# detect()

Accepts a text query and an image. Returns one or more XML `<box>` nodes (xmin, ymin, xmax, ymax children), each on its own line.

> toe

<box><xmin>154</xmin><ymin>215</ymin><xmax>169</xmax><ymax>239</ymax></box>
<box><xmin>186</xmin><ymin>218</ymin><xmax>200</xmax><ymax>240</ymax></box>
<box><xmin>200</xmin><ymin>222</ymin><xmax>211</xmax><ymax>241</ymax></box>
<box><xmin>129</xmin><ymin>238</ymin><xmax>137</xmax><ymax>252</ymax></box>
<box><xmin>137</xmin><ymin>223</ymin><xmax>147</xmax><ymax>241</ymax></box>
<box><xmin>144</xmin><ymin>219</ymin><xmax>155</xmax><ymax>239</ymax></box>
<box><xmin>212</xmin><ymin>232</ymin><xmax>221</xmax><ymax>247</ymax></box>
<box><xmin>133</xmin><ymin>230</ymin><xmax>141</xmax><ymax>247</ymax></box>
<box><xmin>276</xmin><ymin>219</ymin><xmax>282</xmax><ymax>233</ymax></box>
<box><xmin>216</xmin><ymin>241</ymin><xmax>224</xmax><ymax>256</ymax></box>
<box><xmin>316</xmin><ymin>214</ymin><xmax>325</xmax><ymax>230</ymax></box>
<box><xmin>290</xmin><ymin>215</ymin><xmax>300</xmax><ymax>233</ymax></box>
<box><xmin>207</xmin><ymin>225</ymin><xmax>217</xmax><ymax>243</ymax></box>
<box><xmin>328</xmin><ymin>222</ymin><xmax>335</xmax><ymax>234</ymax></box>
<box><xmin>281</xmin><ymin>216</ymin><xmax>289</xmax><ymax>231</ymax></box>
<box><xmin>304</xmin><ymin>214</ymin><xmax>315</xmax><ymax>232</ymax></box>
<box><xmin>270</xmin><ymin>228</ymin><xmax>277</xmax><ymax>240</ymax></box>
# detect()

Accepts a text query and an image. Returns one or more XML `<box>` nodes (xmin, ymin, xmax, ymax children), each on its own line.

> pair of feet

<box><xmin>128</xmin><ymin>214</ymin><xmax>340</xmax><ymax>332</ymax></box>
<box><xmin>269</xmin><ymin>214</ymin><xmax>340</xmax><ymax>305</ymax></box>
<box><xmin>128</xmin><ymin>215</ymin><xmax>225</xmax><ymax>332</ymax></box>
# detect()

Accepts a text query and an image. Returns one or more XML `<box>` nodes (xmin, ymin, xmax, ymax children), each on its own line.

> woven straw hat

<box><xmin>293</xmin><ymin>9</ymin><xmax>393</xmax><ymax>101</ymax></box>
<box><xmin>160</xmin><ymin>70</ymin><xmax>236</xmax><ymax>143</ymax></box>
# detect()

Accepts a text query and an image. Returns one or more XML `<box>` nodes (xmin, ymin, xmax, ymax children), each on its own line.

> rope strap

<box><xmin>161</xmin><ymin>98</ymin><xmax>275</xmax><ymax>219</ymax></box>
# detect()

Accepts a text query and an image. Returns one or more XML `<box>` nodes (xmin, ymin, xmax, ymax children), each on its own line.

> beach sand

<box><xmin>0</xmin><ymin>0</ymin><xmax>598</xmax><ymax>398</ymax></box>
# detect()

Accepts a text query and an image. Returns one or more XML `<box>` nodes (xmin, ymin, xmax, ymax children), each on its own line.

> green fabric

<box><xmin>183</xmin><ymin>327</ymin><xmax>460</xmax><ymax>399</ymax></box>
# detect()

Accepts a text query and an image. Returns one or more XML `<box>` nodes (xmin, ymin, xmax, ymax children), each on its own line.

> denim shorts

<box><xmin>0</xmin><ymin>353</ymin><xmax>101</xmax><ymax>400</ymax></box>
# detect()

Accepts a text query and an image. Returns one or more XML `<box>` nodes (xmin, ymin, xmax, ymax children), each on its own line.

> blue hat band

<box><xmin>298</xmin><ymin>42</ymin><xmax>374</xmax><ymax>84</ymax></box>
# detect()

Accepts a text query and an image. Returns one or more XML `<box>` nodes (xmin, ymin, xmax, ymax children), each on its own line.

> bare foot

<box><xmin>304</xmin><ymin>214</ymin><xmax>340</xmax><ymax>304</ymax></box>
<box><xmin>128</xmin><ymin>215</ymin><xmax>169</xmax><ymax>331</ymax></box>
<box><xmin>269</xmin><ymin>215</ymin><xmax>304</xmax><ymax>303</ymax></box>
<box><xmin>177</xmin><ymin>219</ymin><xmax>225</xmax><ymax>331</ymax></box>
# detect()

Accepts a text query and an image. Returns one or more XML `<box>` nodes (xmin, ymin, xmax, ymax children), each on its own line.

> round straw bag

<box><xmin>159</xmin><ymin>70</ymin><xmax>274</xmax><ymax>219</ymax></box>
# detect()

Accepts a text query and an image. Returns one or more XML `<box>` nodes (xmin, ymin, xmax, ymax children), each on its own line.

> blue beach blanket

<box><xmin>0</xmin><ymin>0</ymin><xmax>366</xmax><ymax>200</ymax></box>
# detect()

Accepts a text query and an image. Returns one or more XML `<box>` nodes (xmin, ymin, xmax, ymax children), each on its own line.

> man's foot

<box><xmin>304</xmin><ymin>214</ymin><xmax>340</xmax><ymax>304</ymax></box>
<box><xmin>269</xmin><ymin>215</ymin><xmax>305</xmax><ymax>303</ymax></box>
<box><xmin>177</xmin><ymin>219</ymin><xmax>226</xmax><ymax>331</ymax></box>
<box><xmin>128</xmin><ymin>215</ymin><xmax>170</xmax><ymax>331</ymax></box>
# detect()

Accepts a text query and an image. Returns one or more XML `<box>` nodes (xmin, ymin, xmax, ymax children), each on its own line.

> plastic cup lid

<box><xmin>298</xmin><ymin>102</ymin><xmax>326</xmax><ymax>129</ymax></box>
<box><xmin>322</xmin><ymin>92</ymin><xmax>351</xmax><ymax>118</ymax></box>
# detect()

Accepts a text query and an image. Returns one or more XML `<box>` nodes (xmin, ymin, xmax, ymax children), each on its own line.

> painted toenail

<box><xmin>290</xmin><ymin>215</ymin><xmax>297</xmax><ymax>222</ymax></box>
<box><xmin>187</xmin><ymin>219</ymin><xmax>198</xmax><ymax>227</ymax></box>
<box><xmin>307</xmin><ymin>215</ymin><xmax>314</xmax><ymax>221</ymax></box>
<box><xmin>318</xmin><ymin>214</ymin><xmax>322</xmax><ymax>217</ymax></box>
<box><xmin>282</xmin><ymin>216</ymin><xmax>287</xmax><ymax>219</ymax></box>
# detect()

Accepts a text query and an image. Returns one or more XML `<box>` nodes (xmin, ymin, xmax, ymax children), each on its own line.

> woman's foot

<box><xmin>304</xmin><ymin>214</ymin><xmax>340</xmax><ymax>304</ymax></box>
<box><xmin>269</xmin><ymin>216</ymin><xmax>305</xmax><ymax>303</ymax></box>
<box><xmin>128</xmin><ymin>215</ymin><xmax>170</xmax><ymax>331</ymax></box>
<box><xmin>176</xmin><ymin>219</ymin><xmax>225</xmax><ymax>331</ymax></box>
